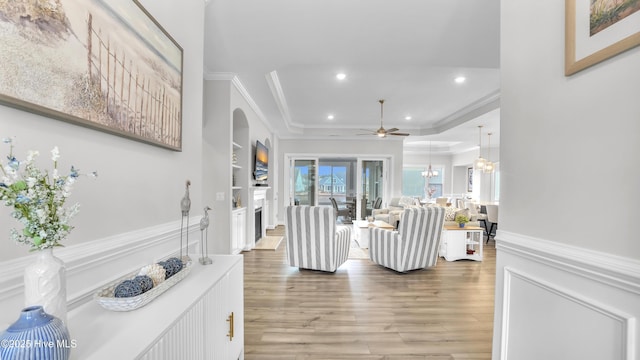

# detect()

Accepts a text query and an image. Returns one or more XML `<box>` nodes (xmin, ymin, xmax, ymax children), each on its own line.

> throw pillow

<box><xmin>444</xmin><ymin>207</ymin><xmax>459</xmax><ymax>221</ymax></box>
<box><xmin>399</xmin><ymin>196</ymin><xmax>415</xmax><ymax>208</ymax></box>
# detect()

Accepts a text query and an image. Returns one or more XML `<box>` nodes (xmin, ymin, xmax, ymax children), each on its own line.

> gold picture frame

<box><xmin>0</xmin><ymin>0</ymin><xmax>183</xmax><ymax>150</ymax></box>
<box><xmin>565</xmin><ymin>0</ymin><xmax>640</xmax><ymax>76</ymax></box>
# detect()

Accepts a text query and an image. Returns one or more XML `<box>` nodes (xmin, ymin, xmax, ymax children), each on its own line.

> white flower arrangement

<box><xmin>0</xmin><ymin>137</ymin><xmax>97</xmax><ymax>251</ymax></box>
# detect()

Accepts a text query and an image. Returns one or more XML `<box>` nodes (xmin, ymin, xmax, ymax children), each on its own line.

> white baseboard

<box><xmin>493</xmin><ymin>230</ymin><xmax>639</xmax><ymax>360</ymax></box>
<box><xmin>0</xmin><ymin>217</ymin><xmax>200</xmax><ymax>326</ymax></box>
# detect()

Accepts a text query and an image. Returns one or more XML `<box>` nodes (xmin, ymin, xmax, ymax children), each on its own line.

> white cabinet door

<box><xmin>445</xmin><ymin>230</ymin><xmax>467</xmax><ymax>260</ymax></box>
<box><xmin>231</xmin><ymin>211</ymin><xmax>239</xmax><ymax>253</ymax></box>
<box><xmin>231</xmin><ymin>209</ymin><xmax>246</xmax><ymax>255</ymax></box>
<box><xmin>205</xmin><ymin>260</ymin><xmax>244</xmax><ymax>359</ymax></box>
<box><xmin>139</xmin><ymin>301</ymin><xmax>206</xmax><ymax>360</ymax></box>
<box><xmin>227</xmin><ymin>260</ymin><xmax>244</xmax><ymax>359</ymax></box>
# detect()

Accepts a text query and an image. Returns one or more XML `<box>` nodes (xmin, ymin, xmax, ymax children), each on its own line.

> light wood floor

<box><xmin>242</xmin><ymin>227</ymin><xmax>496</xmax><ymax>360</ymax></box>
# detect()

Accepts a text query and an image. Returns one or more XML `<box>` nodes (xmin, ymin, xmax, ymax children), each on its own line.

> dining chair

<box><xmin>330</xmin><ymin>197</ymin><xmax>352</xmax><ymax>223</ymax></box>
<box><xmin>466</xmin><ymin>201</ymin><xmax>488</xmax><ymax>233</ymax></box>
<box><xmin>485</xmin><ymin>204</ymin><xmax>499</xmax><ymax>243</ymax></box>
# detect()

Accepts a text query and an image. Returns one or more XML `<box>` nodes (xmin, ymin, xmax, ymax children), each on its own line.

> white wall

<box><xmin>202</xmin><ymin>77</ymin><xmax>277</xmax><ymax>253</ymax></box>
<box><xmin>202</xmin><ymin>79</ymin><xmax>232</xmax><ymax>253</ymax></box>
<box><xmin>0</xmin><ymin>0</ymin><xmax>205</xmax><ymax>324</ymax></box>
<box><xmin>452</xmin><ymin>147</ymin><xmax>500</xmax><ymax>202</ymax></box>
<box><xmin>494</xmin><ymin>1</ymin><xmax>640</xmax><ymax>358</ymax></box>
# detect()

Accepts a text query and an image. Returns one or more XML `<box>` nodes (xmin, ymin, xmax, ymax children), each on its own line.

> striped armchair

<box><xmin>285</xmin><ymin>206</ymin><xmax>351</xmax><ymax>272</ymax></box>
<box><xmin>369</xmin><ymin>207</ymin><xmax>445</xmax><ymax>273</ymax></box>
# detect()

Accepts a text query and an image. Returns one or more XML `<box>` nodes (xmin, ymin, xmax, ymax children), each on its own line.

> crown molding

<box><xmin>203</xmin><ymin>71</ymin><xmax>275</xmax><ymax>133</ymax></box>
<box><xmin>203</xmin><ymin>71</ymin><xmax>235</xmax><ymax>81</ymax></box>
<box><xmin>266</xmin><ymin>71</ymin><xmax>300</xmax><ymax>134</ymax></box>
<box><xmin>426</xmin><ymin>90</ymin><xmax>501</xmax><ymax>135</ymax></box>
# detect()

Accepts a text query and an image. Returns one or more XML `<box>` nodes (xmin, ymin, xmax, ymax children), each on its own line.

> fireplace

<box><xmin>251</xmin><ymin>187</ymin><xmax>269</xmax><ymax>249</ymax></box>
<box><xmin>255</xmin><ymin>207</ymin><xmax>262</xmax><ymax>243</ymax></box>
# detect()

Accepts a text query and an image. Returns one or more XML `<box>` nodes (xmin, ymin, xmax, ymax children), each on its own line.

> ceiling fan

<box><xmin>359</xmin><ymin>99</ymin><xmax>410</xmax><ymax>138</ymax></box>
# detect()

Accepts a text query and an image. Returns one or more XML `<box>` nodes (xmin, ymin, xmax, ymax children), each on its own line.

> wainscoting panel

<box><xmin>493</xmin><ymin>231</ymin><xmax>639</xmax><ymax>360</ymax></box>
<box><xmin>0</xmin><ymin>217</ymin><xmax>200</xmax><ymax>327</ymax></box>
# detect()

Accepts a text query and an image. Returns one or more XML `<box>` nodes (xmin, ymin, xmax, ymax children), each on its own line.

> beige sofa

<box><xmin>373</xmin><ymin>196</ymin><xmax>481</xmax><ymax>229</ymax></box>
<box><xmin>372</xmin><ymin>196</ymin><xmax>416</xmax><ymax>227</ymax></box>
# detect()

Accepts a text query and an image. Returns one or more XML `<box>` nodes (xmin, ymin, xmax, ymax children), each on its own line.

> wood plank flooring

<box><xmin>242</xmin><ymin>227</ymin><xmax>496</xmax><ymax>359</ymax></box>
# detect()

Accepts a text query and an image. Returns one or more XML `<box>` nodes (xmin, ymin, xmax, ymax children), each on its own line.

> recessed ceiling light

<box><xmin>405</xmin><ymin>116</ymin><xmax>412</xmax><ymax>121</ymax></box>
<box><xmin>454</xmin><ymin>76</ymin><xmax>466</xmax><ymax>84</ymax></box>
<box><xmin>336</xmin><ymin>73</ymin><xmax>346</xmax><ymax>80</ymax></box>
<box><xmin>327</xmin><ymin>114</ymin><xmax>335</xmax><ymax>120</ymax></box>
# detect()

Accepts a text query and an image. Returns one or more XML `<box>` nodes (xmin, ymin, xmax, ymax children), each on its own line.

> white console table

<box><xmin>68</xmin><ymin>255</ymin><xmax>244</xmax><ymax>360</ymax></box>
<box><xmin>440</xmin><ymin>225</ymin><xmax>483</xmax><ymax>261</ymax></box>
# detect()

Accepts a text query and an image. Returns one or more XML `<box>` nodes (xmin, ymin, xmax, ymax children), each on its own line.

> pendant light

<box><xmin>422</xmin><ymin>141</ymin><xmax>439</xmax><ymax>178</ymax></box>
<box><xmin>484</xmin><ymin>132</ymin><xmax>495</xmax><ymax>173</ymax></box>
<box><xmin>473</xmin><ymin>125</ymin><xmax>486</xmax><ymax>171</ymax></box>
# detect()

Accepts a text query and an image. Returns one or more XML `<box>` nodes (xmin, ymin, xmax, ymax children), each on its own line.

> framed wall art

<box><xmin>565</xmin><ymin>0</ymin><xmax>640</xmax><ymax>75</ymax></box>
<box><xmin>467</xmin><ymin>167</ymin><xmax>473</xmax><ymax>192</ymax></box>
<box><xmin>0</xmin><ymin>0</ymin><xmax>183</xmax><ymax>150</ymax></box>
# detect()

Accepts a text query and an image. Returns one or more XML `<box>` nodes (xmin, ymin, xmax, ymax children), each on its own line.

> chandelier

<box><xmin>422</xmin><ymin>141</ymin><xmax>439</xmax><ymax>178</ymax></box>
<box><xmin>484</xmin><ymin>132</ymin><xmax>495</xmax><ymax>173</ymax></box>
<box><xmin>473</xmin><ymin>125</ymin><xmax>487</xmax><ymax>171</ymax></box>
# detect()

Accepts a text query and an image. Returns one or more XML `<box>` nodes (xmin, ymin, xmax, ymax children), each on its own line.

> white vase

<box><xmin>24</xmin><ymin>248</ymin><xmax>67</xmax><ymax>324</ymax></box>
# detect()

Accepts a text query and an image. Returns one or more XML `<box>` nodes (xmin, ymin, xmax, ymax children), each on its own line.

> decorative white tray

<box><xmin>94</xmin><ymin>260</ymin><xmax>192</xmax><ymax>312</ymax></box>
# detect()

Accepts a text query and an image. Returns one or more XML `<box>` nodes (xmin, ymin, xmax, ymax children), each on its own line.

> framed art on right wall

<box><xmin>565</xmin><ymin>0</ymin><xmax>640</xmax><ymax>75</ymax></box>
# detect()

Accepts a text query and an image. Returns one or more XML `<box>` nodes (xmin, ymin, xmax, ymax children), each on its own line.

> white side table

<box><xmin>352</xmin><ymin>220</ymin><xmax>394</xmax><ymax>248</ymax></box>
<box><xmin>440</xmin><ymin>225</ymin><xmax>483</xmax><ymax>261</ymax></box>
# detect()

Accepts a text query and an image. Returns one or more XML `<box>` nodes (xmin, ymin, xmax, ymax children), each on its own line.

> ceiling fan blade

<box><xmin>389</xmin><ymin>132</ymin><xmax>410</xmax><ymax>136</ymax></box>
<box><xmin>386</xmin><ymin>127</ymin><xmax>399</xmax><ymax>133</ymax></box>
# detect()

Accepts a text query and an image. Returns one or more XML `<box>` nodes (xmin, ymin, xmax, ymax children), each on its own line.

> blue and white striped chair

<box><xmin>369</xmin><ymin>207</ymin><xmax>445</xmax><ymax>273</ymax></box>
<box><xmin>285</xmin><ymin>206</ymin><xmax>351</xmax><ymax>272</ymax></box>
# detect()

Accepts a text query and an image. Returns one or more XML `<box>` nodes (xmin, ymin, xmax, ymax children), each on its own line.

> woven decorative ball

<box><xmin>133</xmin><ymin>275</ymin><xmax>154</xmax><ymax>293</ymax></box>
<box><xmin>114</xmin><ymin>279</ymin><xmax>143</xmax><ymax>298</ymax></box>
<box><xmin>167</xmin><ymin>257</ymin><xmax>184</xmax><ymax>273</ymax></box>
<box><xmin>138</xmin><ymin>264</ymin><xmax>166</xmax><ymax>287</ymax></box>
<box><xmin>158</xmin><ymin>261</ymin><xmax>177</xmax><ymax>279</ymax></box>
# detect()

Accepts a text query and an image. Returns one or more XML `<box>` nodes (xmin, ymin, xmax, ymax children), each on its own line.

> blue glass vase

<box><xmin>0</xmin><ymin>305</ymin><xmax>71</xmax><ymax>360</ymax></box>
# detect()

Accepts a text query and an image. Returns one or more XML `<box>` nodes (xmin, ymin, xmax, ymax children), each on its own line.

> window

<box><xmin>402</xmin><ymin>167</ymin><xmax>443</xmax><ymax>199</ymax></box>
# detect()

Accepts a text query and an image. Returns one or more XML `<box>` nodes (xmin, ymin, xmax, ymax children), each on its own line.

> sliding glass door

<box><xmin>291</xmin><ymin>159</ymin><xmax>317</xmax><ymax>206</ymax></box>
<box><xmin>359</xmin><ymin>160</ymin><xmax>384</xmax><ymax>219</ymax></box>
<box><xmin>286</xmin><ymin>155</ymin><xmax>390</xmax><ymax>220</ymax></box>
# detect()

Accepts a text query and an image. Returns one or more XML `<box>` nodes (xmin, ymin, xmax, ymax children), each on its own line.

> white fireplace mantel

<box><xmin>248</xmin><ymin>187</ymin><xmax>270</xmax><ymax>250</ymax></box>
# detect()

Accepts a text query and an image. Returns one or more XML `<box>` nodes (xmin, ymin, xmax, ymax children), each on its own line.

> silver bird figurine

<box><xmin>180</xmin><ymin>180</ymin><xmax>192</xmax><ymax>262</ymax></box>
<box><xmin>199</xmin><ymin>206</ymin><xmax>213</xmax><ymax>265</ymax></box>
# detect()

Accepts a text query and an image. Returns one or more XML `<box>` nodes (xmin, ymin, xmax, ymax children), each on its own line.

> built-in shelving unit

<box><xmin>232</xmin><ymin>142</ymin><xmax>243</xmax><ymax>204</ymax></box>
<box><xmin>232</xmin><ymin>121</ymin><xmax>248</xmax><ymax>254</ymax></box>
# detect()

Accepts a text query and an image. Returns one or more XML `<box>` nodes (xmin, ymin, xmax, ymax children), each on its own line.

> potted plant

<box><xmin>455</xmin><ymin>214</ymin><xmax>469</xmax><ymax>228</ymax></box>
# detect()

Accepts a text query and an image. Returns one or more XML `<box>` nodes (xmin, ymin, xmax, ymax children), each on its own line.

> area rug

<box><xmin>254</xmin><ymin>235</ymin><xmax>283</xmax><ymax>250</ymax></box>
<box><xmin>348</xmin><ymin>241</ymin><xmax>369</xmax><ymax>260</ymax></box>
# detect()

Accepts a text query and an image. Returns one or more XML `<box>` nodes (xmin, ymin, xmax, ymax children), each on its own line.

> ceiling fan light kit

<box><xmin>360</xmin><ymin>100</ymin><xmax>410</xmax><ymax>138</ymax></box>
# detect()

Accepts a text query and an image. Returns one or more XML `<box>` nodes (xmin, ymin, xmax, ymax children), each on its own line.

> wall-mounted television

<box><xmin>254</xmin><ymin>140</ymin><xmax>268</xmax><ymax>182</ymax></box>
